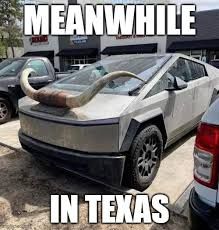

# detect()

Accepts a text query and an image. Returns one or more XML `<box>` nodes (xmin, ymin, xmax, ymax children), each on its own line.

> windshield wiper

<box><xmin>128</xmin><ymin>83</ymin><xmax>146</xmax><ymax>96</ymax></box>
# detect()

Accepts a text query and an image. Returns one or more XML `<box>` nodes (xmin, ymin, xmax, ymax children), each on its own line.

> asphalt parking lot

<box><xmin>0</xmin><ymin>119</ymin><xmax>195</xmax><ymax>229</ymax></box>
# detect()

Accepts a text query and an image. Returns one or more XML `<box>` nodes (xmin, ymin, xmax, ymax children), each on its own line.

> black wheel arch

<box><xmin>120</xmin><ymin>114</ymin><xmax>167</xmax><ymax>152</ymax></box>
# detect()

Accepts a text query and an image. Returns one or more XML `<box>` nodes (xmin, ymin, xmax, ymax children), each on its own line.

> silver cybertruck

<box><xmin>18</xmin><ymin>54</ymin><xmax>219</xmax><ymax>191</ymax></box>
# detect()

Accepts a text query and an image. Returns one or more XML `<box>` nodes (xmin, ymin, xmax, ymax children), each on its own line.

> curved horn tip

<box><xmin>20</xmin><ymin>70</ymin><xmax>145</xmax><ymax>109</ymax></box>
<box><xmin>20</xmin><ymin>68</ymin><xmax>38</xmax><ymax>100</ymax></box>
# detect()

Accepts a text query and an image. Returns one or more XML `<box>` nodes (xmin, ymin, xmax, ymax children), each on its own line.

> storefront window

<box><xmin>191</xmin><ymin>50</ymin><xmax>202</xmax><ymax>55</ymax></box>
<box><xmin>63</xmin><ymin>56</ymin><xmax>97</xmax><ymax>71</ymax></box>
<box><xmin>210</xmin><ymin>51</ymin><xmax>219</xmax><ymax>60</ymax></box>
<box><xmin>178</xmin><ymin>50</ymin><xmax>208</xmax><ymax>62</ymax></box>
<box><xmin>179</xmin><ymin>50</ymin><xmax>191</xmax><ymax>56</ymax></box>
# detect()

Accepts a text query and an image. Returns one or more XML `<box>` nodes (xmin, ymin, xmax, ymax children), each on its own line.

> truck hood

<box><xmin>0</xmin><ymin>75</ymin><xmax>11</xmax><ymax>78</ymax></box>
<box><xmin>19</xmin><ymin>91</ymin><xmax>136</xmax><ymax>121</ymax></box>
<box><xmin>0</xmin><ymin>75</ymin><xmax>17</xmax><ymax>82</ymax></box>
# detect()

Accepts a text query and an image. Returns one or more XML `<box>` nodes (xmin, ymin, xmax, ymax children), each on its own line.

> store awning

<box><xmin>168</xmin><ymin>39</ymin><xmax>219</xmax><ymax>52</ymax></box>
<box><xmin>23</xmin><ymin>50</ymin><xmax>54</xmax><ymax>58</ymax></box>
<box><xmin>56</xmin><ymin>48</ymin><xmax>98</xmax><ymax>57</ymax></box>
<box><xmin>101</xmin><ymin>44</ymin><xmax>157</xmax><ymax>55</ymax></box>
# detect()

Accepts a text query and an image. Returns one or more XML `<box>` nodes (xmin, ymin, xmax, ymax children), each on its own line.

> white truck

<box><xmin>67</xmin><ymin>64</ymin><xmax>90</xmax><ymax>73</ymax></box>
<box><xmin>189</xmin><ymin>98</ymin><xmax>219</xmax><ymax>230</ymax></box>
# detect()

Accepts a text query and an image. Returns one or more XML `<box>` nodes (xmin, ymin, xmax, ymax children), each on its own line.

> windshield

<box><xmin>55</xmin><ymin>55</ymin><xmax>170</xmax><ymax>95</ymax></box>
<box><xmin>0</xmin><ymin>59</ymin><xmax>13</xmax><ymax>70</ymax></box>
<box><xmin>0</xmin><ymin>59</ymin><xmax>26</xmax><ymax>77</ymax></box>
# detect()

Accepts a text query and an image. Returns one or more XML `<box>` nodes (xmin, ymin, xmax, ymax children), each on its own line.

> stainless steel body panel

<box><xmin>19</xmin><ymin>54</ymin><xmax>219</xmax><ymax>154</ymax></box>
<box><xmin>20</xmin><ymin>111</ymin><xmax>119</xmax><ymax>153</ymax></box>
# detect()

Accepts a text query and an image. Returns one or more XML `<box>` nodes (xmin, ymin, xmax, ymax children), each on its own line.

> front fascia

<box><xmin>19</xmin><ymin>109</ymin><xmax>120</xmax><ymax>153</ymax></box>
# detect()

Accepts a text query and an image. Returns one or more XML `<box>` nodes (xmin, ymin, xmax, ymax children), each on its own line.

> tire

<box><xmin>124</xmin><ymin>125</ymin><xmax>163</xmax><ymax>191</ymax></box>
<box><xmin>0</xmin><ymin>98</ymin><xmax>12</xmax><ymax>124</ymax></box>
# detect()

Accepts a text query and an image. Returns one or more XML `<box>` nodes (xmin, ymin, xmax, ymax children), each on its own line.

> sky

<box><xmin>110</xmin><ymin>0</ymin><xmax>219</xmax><ymax>11</ymax></box>
<box><xmin>173</xmin><ymin>0</ymin><xmax>219</xmax><ymax>11</ymax></box>
<box><xmin>24</xmin><ymin>0</ymin><xmax>219</xmax><ymax>11</ymax></box>
<box><xmin>112</xmin><ymin>0</ymin><xmax>219</xmax><ymax>11</ymax></box>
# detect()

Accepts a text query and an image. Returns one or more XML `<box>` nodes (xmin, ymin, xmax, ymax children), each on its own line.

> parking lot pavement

<box><xmin>0</xmin><ymin>145</ymin><xmax>189</xmax><ymax>229</ymax></box>
<box><xmin>0</xmin><ymin>119</ymin><xmax>196</xmax><ymax>227</ymax></box>
<box><xmin>0</xmin><ymin>119</ymin><xmax>21</xmax><ymax>149</ymax></box>
<box><xmin>147</xmin><ymin>131</ymin><xmax>195</xmax><ymax>204</ymax></box>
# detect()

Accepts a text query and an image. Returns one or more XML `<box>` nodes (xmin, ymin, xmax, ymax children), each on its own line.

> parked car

<box><xmin>55</xmin><ymin>72</ymin><xmax>70</xmax><ymax>79</ymax></box>
<box><xmin>0</xmin><ymin>57</ymin><xmax>69</xmax><ymax>124</ymax></box>
<box><xmin>189</xmin><ymin>98</ymin><xmax>219</xmax><ymax>230</ymax></box>
<box><xmin>67</xmin><ymin>64</ymin><xmax>91</xmax><ymax>73</ymax></box>
<box><xmin>210</xmin><ymin>59</ymin><xmax>219</xmax><ymax>69</ymax></box>
<box><xmin>18</xmin><ymin>54</ymin><xmax>219</xmax><ymax>191</ymax></box>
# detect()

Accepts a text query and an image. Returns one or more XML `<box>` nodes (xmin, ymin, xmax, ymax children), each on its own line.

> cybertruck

<box><xmin>18</xmin><ymin>54</ymin><xmax>219</xmax><ymax>191</ymax></box>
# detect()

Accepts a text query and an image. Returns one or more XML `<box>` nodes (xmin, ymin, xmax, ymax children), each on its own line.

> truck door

<box><xmin>142</xmin><ymin>57</ymin><xmax>194</xmax><ymax>142</ymax></box>
<box><xmin>186</xmin><ymin>60</ymin><xmax>211</xmax><ymax>120</ymax></box>
<box><xmin>163</xmin><ymin>58</ymin><xmax>195</xmax><ymax>140</ymax></box>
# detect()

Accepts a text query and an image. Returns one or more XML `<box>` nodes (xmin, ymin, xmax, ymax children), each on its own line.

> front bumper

<box><xmin>19</xmin><ymin>110</ymin><xmax>120</xmax><ymax>153</ymax></box>
<box><xmin>189</xmin><ymin>188</ymin><xmax>219</xmax><ymax>230</ymax></box>
<box><xmin>19</xmin><ymin>131</ymin><xmax>126</xmax><ymax>186</ymax></box>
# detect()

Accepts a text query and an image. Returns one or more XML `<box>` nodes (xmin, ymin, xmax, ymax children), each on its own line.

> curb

<box><xmin>170</xmin><ymin>181</ymin><xmax>194</xmax><ymax>217</ymax></box>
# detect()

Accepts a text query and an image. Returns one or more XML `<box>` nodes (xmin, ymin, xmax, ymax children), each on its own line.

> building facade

<box><xmin>23</xmin><ymin>35</ymin><xmax>61</xmax><ymax>70</ymax></box>
<box><xmin>56</xmin><ymin>0</ymin><xmax>101</xmax><ymax>71</ymax></box>
<box><xmin>167</xmin><ymin>9</ymin><xmax>219</xmax><ymax>63</ymax></box>
<box><xmin>23</xmin><ymin>0</ymin><xmax>68</xmax><ymax>70</ymax></box>
<box><xmin>101</xmin><ymin>35</ymin><xmax>167</xmax><ymax>57</ymax></box>
<box><xmin>23</xmin><ymin>0</ymin><xmax>170</xmax><ymax>71</ymax></box>
<box><xmin>23</xmin><ymin>0</ymin><xmax>101</xmax><ymax>71</ymax></box>
<box><xmin>57</xmin><ymin>35</ymin><xmax>100</xmax><ymax>71</ymax></box>
<box><xmin>100</xmin><ymin>0</ymin><xmax>169</xmax><ymax>57</ymax></box>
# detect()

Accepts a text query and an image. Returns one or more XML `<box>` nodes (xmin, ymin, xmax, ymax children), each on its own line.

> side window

<box><xmin>187</xmin><ymin>60</ymin><xmax>207</xmax><ymax>80</ymax></box>
<box><xmin>26</xmin><ymin>60</ymin><xmax>48</xmax><ymax>76</ymax></box>
<box><xmin>168</xmin><ymin>58</ymin><xmax>192</xmax><ymax>82</ymax></box>
<box><xmin>147</xmin><ymin>74</ymin><xmax>169</xmax><ymax>98</ymax></box>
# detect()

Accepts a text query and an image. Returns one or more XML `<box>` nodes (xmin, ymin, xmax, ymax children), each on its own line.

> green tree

<box><xmin>0</xmin><ymin>30</ymin><xmax>8</xmax><ymax>58</ymax></box>
<box><xmin>0</xmin><ymin>0</ymin><xmax>23</xmax><ymax>58</ymax></box>
<box><xmin>0</xmin><ymin>40</ymin><xmax>5</xmax><ymax>58</ymax></box>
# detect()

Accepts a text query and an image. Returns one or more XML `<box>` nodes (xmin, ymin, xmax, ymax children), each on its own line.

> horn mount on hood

<box><xmin>20</xmin><ymin>68</ymin><xmax>146</xmax><ymax>108</ymax></box>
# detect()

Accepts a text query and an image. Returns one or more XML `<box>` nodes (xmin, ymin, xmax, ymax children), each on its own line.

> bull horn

<box><xmin>20</xmin><ymin>68</ymin><xmax>146</xmax><ymax>108</ymax></box>
<box><xmin>20</xmin><ymin>68</ymin><xmax>38</xmax><ymax>100</ymax></box>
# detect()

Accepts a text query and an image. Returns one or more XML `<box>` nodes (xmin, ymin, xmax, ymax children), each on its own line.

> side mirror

<box><xmin>166</xmin><ymin>75</ymin><xmax>188</xmax><ymax>91</ymax></box>
<box><xmin>29</xmin><ymin>71</ymin><xmax>37</xmax><ymax>78</ymax></box>
<box><xmin>19</xmin><ymin>69</ymin><xmax>37</xmax><ymax>79</ymax></box>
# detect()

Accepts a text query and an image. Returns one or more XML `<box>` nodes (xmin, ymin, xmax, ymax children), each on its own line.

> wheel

<box><xmin>0</xmin><ymin>98</ymin><xmax>12</xmax><ymax>124</ymax></box>
<box><xmin>124</xmin><ymin>125</ymin><xmax>163</xmax><ymax>191</ymax></box>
